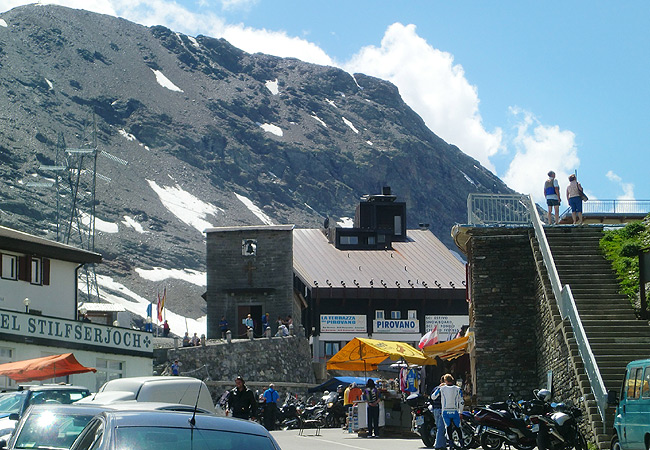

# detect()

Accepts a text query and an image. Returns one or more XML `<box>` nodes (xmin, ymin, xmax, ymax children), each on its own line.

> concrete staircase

<box><xmin>544</xmin><ymin>225</ymin><xmax>650</xmax><ymax>449</ymax></box>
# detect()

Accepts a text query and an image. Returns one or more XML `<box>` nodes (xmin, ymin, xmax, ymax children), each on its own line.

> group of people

<box><xmin>544</xmin><ymin>171</ymin><xmax>587</xmax><ymax>225</ymax></box>
<box><xmin>182</xmin><ymin>331</ymin><xmax>201</xmax><ymax>347</ymax></box>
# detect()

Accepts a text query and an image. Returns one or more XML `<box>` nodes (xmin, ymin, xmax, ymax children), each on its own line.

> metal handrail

<box><xmin>467</xmin><ymin>193</ymin><xmax>531</xmax><ymax>225</ymax></box>
<box><xmin>527</xmin><ymin>194</ymin><xmax>607</xmax><ymax>427</ymax></box>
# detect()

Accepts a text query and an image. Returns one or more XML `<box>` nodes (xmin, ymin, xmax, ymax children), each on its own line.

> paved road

<box><xmin>271</xmin><ymin>428</ymin><xmax>427</xmax><ymax>450</ymax></box>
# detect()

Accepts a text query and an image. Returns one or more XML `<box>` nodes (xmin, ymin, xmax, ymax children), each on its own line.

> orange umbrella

<box><xmin>0</xmin><ymin>353</ymin><xmax>96</xmax><ymax>382</ymax></box>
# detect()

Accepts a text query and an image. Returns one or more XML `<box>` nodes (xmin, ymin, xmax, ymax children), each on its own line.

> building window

<box><xmin>367</xmin><ymin>236</ymin><xmax>375</xmax><ymax>245</ymax></box>
<box><xmin>375</xmin><ymin>310</ymin><xmax>384</xmax><ymax>320</ymax></box>
<box><xmin>324</xmin><ymin>342</ymin><xmax>340</xmax><ymax>357</ymax></box>
<box><xmin>377</xmin><ymin>234</ymin><xmax>386</xmax><ymax>244</ymax></box>
<box><xmin>390</xmin><ymin>311</ymin><xmax>401</xmax><ymax>319</ymax></box>
<box><xmin>340</xmin><ymin>236</ymin><xmax>358</xmax><ymax>245</ymax></box>
<box><xmin>31</xmin><ymin>258</ymin><xmax>41</xmax><ymax>285</ymax></box>
<box><xmin>0</xmin><ymin>347</ymin><xmax>15</xmax><ymax>389</ymax></box>
<box><xmin>96</xmin><ymin>358</ymin><xmax>125</xmax><ymax>392</ymax></box>
<box><xmin>1</xmin><ymin>254</ymin><xmax>17</xmax><ymax>280</ymax></box>
<box><xmin>408</xmin><ymin>310</ymin><xmax>417</xmax><ymax>320</ymax></box>
<box><xmin>394</xmin><ymin>216</ymin><xmax>402</xmax><ymax>235</ymax></box>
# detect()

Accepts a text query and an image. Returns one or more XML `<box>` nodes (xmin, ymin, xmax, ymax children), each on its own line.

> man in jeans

<box><xmin>364</xmin><ymin>379</ymin><xmax>380</xmax><ymax>438</ymax></box>
<box><xmin>432</xmin><ymin>374</ymin><xmax>464</xmax><ymax>450</ymax></box>
<box><xmin>431</xmin><ymin>376</ymin><xmax>447</xmax><ymax>449</ymax></box>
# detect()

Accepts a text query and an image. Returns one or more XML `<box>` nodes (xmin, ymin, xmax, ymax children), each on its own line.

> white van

<box><xmin>77</xmin><ymin>376</ymin><xmax>215</xmax><ymax>413</ymax></box>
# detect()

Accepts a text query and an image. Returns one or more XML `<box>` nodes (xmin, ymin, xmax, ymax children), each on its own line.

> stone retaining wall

<box><xmin>160</xmin><ymin>335</ymin><xmax>316</xmax><ymax>401</ymax></box>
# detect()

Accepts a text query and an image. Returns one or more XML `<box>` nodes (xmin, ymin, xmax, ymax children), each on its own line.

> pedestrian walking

<box><xmin>262</xmin><ymin>383</ymin><xmax>280</xmax><ymax>430</ymax></box>
<box><xmin>227</xmin><ymin>376</ymin><xmax>257</xmax><ymax>420</ymax></box>
<box><xmin>544</xmin><ymin>171</ymin><xmax>561</xmax><ymax>225</ymax></box>
<box><xmin>432</xmin><ymin>373</ymin><xmax>465</xmax><ymax>450</ymax></box>
<box><xmin>431</xmin><ymin>376</ymin><xmax>448</xmax><ymax>449</ymax></box>
<box><xmin>364</xmin><ymin>379</ymin><xmax>380</xmax><ymax>438</ymax></box>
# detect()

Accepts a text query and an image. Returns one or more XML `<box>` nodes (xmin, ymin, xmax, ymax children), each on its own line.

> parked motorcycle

<box><xmin>407</xmin><ymin>393</ymin><xmax>437</xmax><ymax>448</ymax></box>
<box><xmin>277</xmin><ymin>394</ymin><xmax>301</xmax><ymax>429</ymax></box>
<box><xmin>473</xmin><ymin>394</ymin><xmax>536</xmax><ymax>450</ymax></box>
<box><xmin>528</xmin><ymin>390</ymin><xmax>587</xmax><ymax>450</ymax></box>
<box><xmin>407</xmin><ymin>393</ymin><xmax>477</xmax><ymax>449</ymax></box>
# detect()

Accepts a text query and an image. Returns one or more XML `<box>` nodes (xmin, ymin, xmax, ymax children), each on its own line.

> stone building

<box><xmin>204</xmin><ymin>225</ymin><xmax>299</xmax><ymax>339</ymax></box>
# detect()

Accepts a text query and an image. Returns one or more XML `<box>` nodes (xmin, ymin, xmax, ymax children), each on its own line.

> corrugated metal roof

<box><xmin>293</xmin><ymin>229</ymin><xmax>465</xmax><ymax>289</ymax></box>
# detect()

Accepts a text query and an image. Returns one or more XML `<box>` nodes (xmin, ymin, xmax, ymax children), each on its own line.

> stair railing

<box><xmin>527</xmin><ymin>194</ymin><xmax>608</xmax><ymax>429</ymax></box>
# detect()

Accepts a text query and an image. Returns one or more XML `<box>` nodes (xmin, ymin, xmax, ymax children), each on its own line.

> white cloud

<box><xmin>344</xmin><ymin>23</ymin><xmax>502</xmax><ymax>172</ymax></box>
<box><xmin>502</xmin><ymin>108</ymin><xmax>579</xmax><ymax>204</ymax></box>
<box><xmin>606</xmin><ymin>170</ymin><xmax>635</xmax><ymax>200</ymax></box>
<box><xmin>221</xmin><ymin>24</ymin><xmax>333</xmax><ymax>65</ymax></box>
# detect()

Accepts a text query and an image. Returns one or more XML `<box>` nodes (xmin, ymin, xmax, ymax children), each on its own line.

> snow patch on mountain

<box><xmin>259</xmin><ymin>123</ymin><xmax>283</xmax><ymax>136</ymax></box>
<box><xmin>187</xmin><ymin>36</ymin><xmax>200</xmax><ymax>49</ymax></box>
<box><xmin>234</xmin><ymin>193</ymin><xmax>274</xmax><ymax>225</ymax></box>
<box><xmin>79</xmin><ymin>210</ymin><xmax>119</xmax><ymax>233</ymax></box>
<box><xmin>460</xmin><ymin>170</ymin><xmax>477</xmax><ymax>186</ymax></box>
<box><xmin>45</xmin><ymin>79</ymin><xmax>53</xmax><ymax>90</ymax></box>
<box><xmin>0</xmin><ymin>19</ymin><xmax>7</xmax><ymax>27</ymax></box>
<box><xmin>342</xmin><ymin>117</ymin><xmax>359</xmax><ymax>134</ymax></box>
<box><xmin>265</xmin><ymin>79</ymin><xmax>279</xmax><ymax>95</ymax></box>
<box><xmin>337</xmin><ymin>217</ymin><xmax>354</xmax><ymax>228</ymax></box>
<box><xmin>325</xmin><ymin>98</ymin><xmax>337</xmax><ymax>108</ymax></box>
<box><xmin>151</xmin><ymin>69</ymin><xmax>183</xmax><ymax>92</ymax></box>
<box><xmin>311</xmin><ymin>114</ymin><xmax>327</xmax><ymax>127</ymax></box>
<box><xmin>146</xmin><ymin>180</ymin><xmax>221</xmax><ymax>233</ymax></box>
<box><xmin>121</xmin><ymin>215</ymin><xmax>146</xmax><ymax>233</ymax></box>
<box><xmin>135</xmin><ymin>267</ymin><xmax>205</xmax><ymax>286</ymax></box>
<box><xmin>118</xmin><ymin>129</ymin><xmax>136</xmax><ymax>141</ymax></box>
<box><xmin>95</xmin><ymin>274</ymin><xmax>206</xmax><ymax>336</ymax></box>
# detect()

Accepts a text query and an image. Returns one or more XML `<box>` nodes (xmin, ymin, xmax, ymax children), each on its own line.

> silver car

<box><xmin>3</xmin><ymin>403</ymin><xmax>214</xmax><ymax>450</ymax></box>
<box><xmin>70</xmin><ymin>410</ymin><xmax>282</xmax><ymax>450</ymax></box>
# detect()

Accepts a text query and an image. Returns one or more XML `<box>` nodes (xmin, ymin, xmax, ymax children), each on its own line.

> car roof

<box><xmin>100</xmin><ymin>376</ymin><xmax>202</xmax><ymax>392</ymax></box>
<box><xmin>99</xmin><ymin>410</ymin><xmax>270</xmax><ymax>435</ymax></box>
<box><xmin>24</xmin><ymin>401</ymin><xmax>212</xmax><ymax>414</ymax></box>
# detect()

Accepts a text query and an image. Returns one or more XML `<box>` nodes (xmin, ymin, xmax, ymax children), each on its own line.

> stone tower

<box><xmin>205</xmin><ymin>225</ymin><xmax>296</xmax><ymax>339</ymax></box>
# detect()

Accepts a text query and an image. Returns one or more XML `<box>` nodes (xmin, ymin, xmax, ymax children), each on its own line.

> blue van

<box><xmin>608</xmin><ymin>359</ymin><xmax>650</xmax><ymax>450</ymax></box>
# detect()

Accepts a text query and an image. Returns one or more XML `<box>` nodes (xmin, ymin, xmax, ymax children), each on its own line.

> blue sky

<box><xmin>2</xmin><ymin>0</ymin><xmax>648</xmax><ymax>206</ymax></box>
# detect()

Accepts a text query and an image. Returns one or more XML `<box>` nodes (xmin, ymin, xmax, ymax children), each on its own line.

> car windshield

<box><xmin>27</xmin><ymin>390</ymin><xmax>90</xmax><ymax>407</ymax></box>
<box><xmin>0</xmin><ymin>392</ymin><xmax>27</xmax><ymax>414</ymax></box>
<box><xmin>14</xmin><ymin>410</ymin><xmax>96</xmax><ymax>450</ymax></box>
<box><xmin>115</xmin><ymin>426</ymin><xmax>277</xmax><ymax>450</ymax></box>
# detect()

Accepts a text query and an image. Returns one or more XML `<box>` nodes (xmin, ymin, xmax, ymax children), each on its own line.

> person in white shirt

<box><xmin>432</xmin><ymin>373</ymin><xmax>464</xmax><ymax>450</ymax></box>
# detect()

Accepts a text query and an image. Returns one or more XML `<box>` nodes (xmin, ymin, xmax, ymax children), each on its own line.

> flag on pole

<box><xmin>418</xmin><ymin>325</ymin><xmax>439</xmax><ymax>349</ymax></box>
<box><xmin>146</xmin><ymin>302</ymin><xmax>152</xmax><ymax>318</ymax></box>
<box><xmin>157</xmin><ymin>287</ymin><xmax>166</xmax><ymax>322</ymax></box>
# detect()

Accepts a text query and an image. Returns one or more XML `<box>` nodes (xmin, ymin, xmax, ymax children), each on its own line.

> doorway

<box><xmin>237</xmin><ymin>305</ymin><xmax>263</xmax><ymax>338</ymax></box>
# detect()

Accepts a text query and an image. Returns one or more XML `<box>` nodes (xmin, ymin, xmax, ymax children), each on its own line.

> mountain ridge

<box><xmin>0</xmin><ymin>4</ymin><xmax>513</xmax><ymax>331</ymax></box>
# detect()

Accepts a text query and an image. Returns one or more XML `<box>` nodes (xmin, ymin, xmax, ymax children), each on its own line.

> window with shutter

<box><xmin>18</xmin><ymin>256</ymin><xmax>31</xmax><ymax>282</ymax></box>
<box><xmin>42</xmin><ymin>258</ymin><xmax>50</xmax><ymax>285</ymax></box>
<box><xmin>1</xmin><ymin>254</ymin><xmax>18</xmax><ymax>280</ymax></box>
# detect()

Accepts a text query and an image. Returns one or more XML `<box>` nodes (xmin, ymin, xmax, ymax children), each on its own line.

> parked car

<box><xmin>76</xmin><ymin>376</ymin><xmax>215</xmax><ymax>413</ymax></box>
<box><xmin>69</xmin><ymin>410</ymin><xmax>282</xmax><ymax>450</ymax></box>
<box><xmin>2</xmin><ymin>402</ymin><xmax>214</xmax><ymax>450</ymax></box>
<box><xmin>607</xmin><ymin>358</ymin><xmax>650</xmax><ymax>450</ymax></box>
<box><xmin>0</xmin><ymin>385</ymin><xmax>91</xmax><ymax>443</ymax></box>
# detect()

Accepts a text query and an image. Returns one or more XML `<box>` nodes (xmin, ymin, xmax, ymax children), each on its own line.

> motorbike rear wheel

<box><xmin>420</xmin><ymin>422</ymin><xmax>436</xmax><ymax>448</ymax></box>
<box><xmin>480</xmin><ymin>432</ymin><xmax>504</xmax><ymax>450</ymax></box>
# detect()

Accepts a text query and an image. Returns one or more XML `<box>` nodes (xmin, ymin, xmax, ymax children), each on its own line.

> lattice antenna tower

<box><xmin>31</xmin><ymin>113</ymin><xmax>128</xmax><ymax>303</ymax></box>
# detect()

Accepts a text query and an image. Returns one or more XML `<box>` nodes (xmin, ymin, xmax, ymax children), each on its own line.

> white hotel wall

<box><xmin>0</xmin><ymin>258</ymin><xmax>77</xmax><ymax>319</ymax></box>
